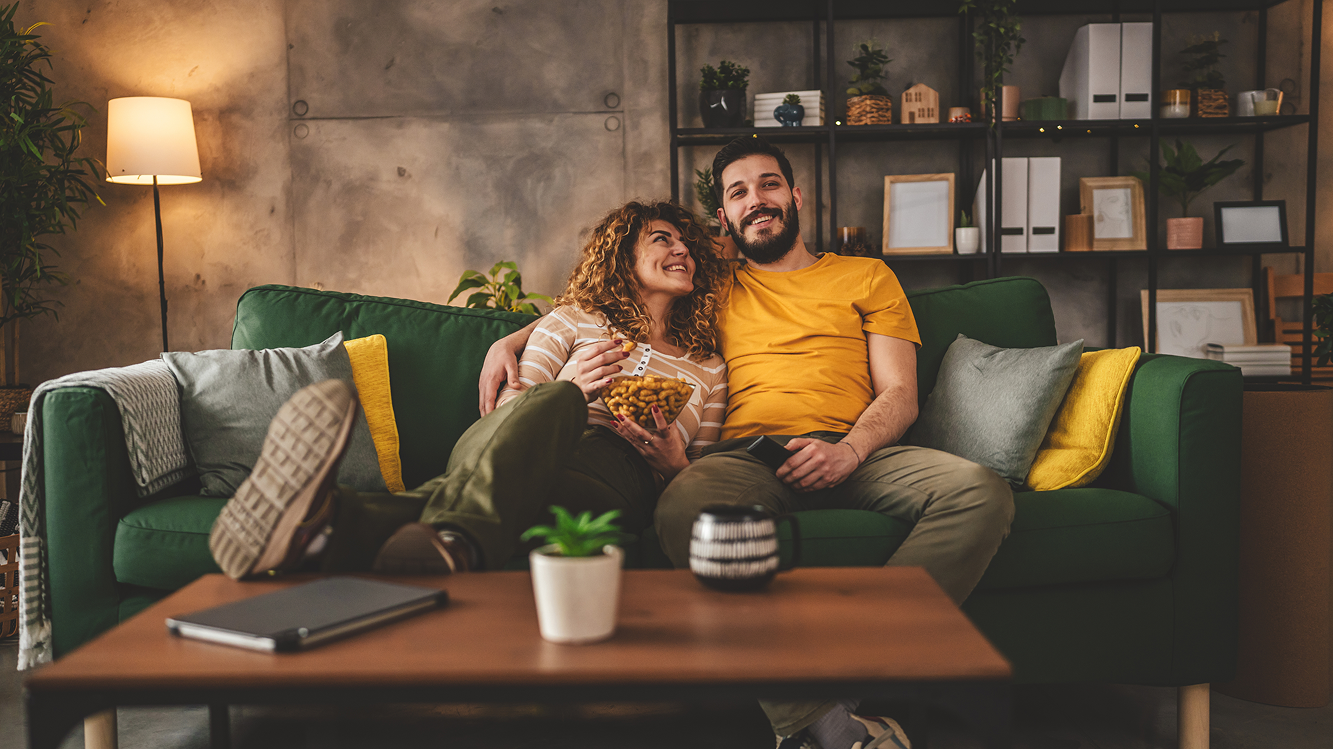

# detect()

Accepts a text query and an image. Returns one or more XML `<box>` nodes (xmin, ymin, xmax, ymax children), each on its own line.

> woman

<box><xmin>209</xmin><ymin>200</ymin><xmax>730</xmax><ymax>579</ymax></box>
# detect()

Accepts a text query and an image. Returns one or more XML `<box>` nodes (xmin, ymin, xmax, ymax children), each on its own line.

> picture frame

<box><xmin>882</xmin><ymin>173</ymin><xmax>955</xmax><ymax>255</ymax></box>
<box><xmin>1079</xmin><ymin>176</ymin><xmax>1147</xmax><ymax>251</ymax></box>
<box><xmin>1214</xmin><ymin>200</ymin><xmax>1288</xmax><ymax>248</ymax></box>
<box><xmin>1140</xmin><ymin>288</ymin><xmax>1257</xmax><ymax>359</ymax></box>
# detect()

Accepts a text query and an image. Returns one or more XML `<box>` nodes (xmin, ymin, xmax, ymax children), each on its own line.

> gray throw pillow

<box><xmin>910</xmin><ymin>334</ymin><xmax>1083</xmax><ymax>486</ymax></box>
<box><xmin>164</xmin><ymin>332</ymin><xmax>387</xmax><ymax>497</ymax></box>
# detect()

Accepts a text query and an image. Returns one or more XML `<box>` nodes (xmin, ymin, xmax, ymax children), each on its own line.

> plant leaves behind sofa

<box><xmin>42</xmin><ymin>279</ymin><xmax>1241</xmax><ymax>690</ymax></box>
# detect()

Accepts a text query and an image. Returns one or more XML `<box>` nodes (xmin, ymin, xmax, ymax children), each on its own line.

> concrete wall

<box><xmin>12</xmin><ymin>0</ymin><xmax>1331</xmax><ymax>384</ymax></box>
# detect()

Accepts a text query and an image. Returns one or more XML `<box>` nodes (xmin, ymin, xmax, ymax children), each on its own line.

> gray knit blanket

<box><xmin>18</xmin><ymin>359</ymin><xmax>192</xmax><ymax>669</ymax></box>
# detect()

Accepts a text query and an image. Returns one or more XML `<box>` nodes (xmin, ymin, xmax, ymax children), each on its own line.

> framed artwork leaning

<box><xmin>883</xmin><ymin>173</ymin><xmax>955</xmax><ymax>255</ymax></box>
<box><xmin>1141</xmin><ymin>288</ymin><xmax>1257</xmax><ymax>358</ymax></box>
<box><xmin>1080</xmin><ymin>176</ymin><xmax>1147</xmax><ymax>251</ymax></box>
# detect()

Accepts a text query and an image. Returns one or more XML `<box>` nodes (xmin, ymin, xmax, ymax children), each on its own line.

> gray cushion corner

<box><xmin>911</xmin><ymin>334</ymin><xmax>1083</xmax><ymax>485</ymax></box>
<box><xmin>163</xmin><ymin>331</ymin><xmax>386</xmax><ymax>497</ymax></box>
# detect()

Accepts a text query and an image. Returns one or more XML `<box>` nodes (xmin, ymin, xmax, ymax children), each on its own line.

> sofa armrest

<box><xmin>1103</xmin><ymin>353</ymin><xmax>1243</xmax><ymax>683</ymax></box>
<box><xmin>42</xmin><ymin>387</ymin><xmax>141</xmax><ymax>657</ymax></box>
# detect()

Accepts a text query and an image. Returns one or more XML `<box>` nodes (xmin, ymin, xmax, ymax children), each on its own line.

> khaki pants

<box><xmin>653</xmin><ymin>434</ymin><xmax>1015</xmax><ymax>737</ymax></box>
<box><xmin>322</xmin><ymin>381</ymin><xmax>658</xmax><ymax>571</ymax></box>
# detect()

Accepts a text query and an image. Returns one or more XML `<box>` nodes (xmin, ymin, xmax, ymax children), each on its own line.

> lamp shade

<box><xmin>106</xmin><ymin>97</ymin><xmax>202</xmax><ymax>185</ymax></box>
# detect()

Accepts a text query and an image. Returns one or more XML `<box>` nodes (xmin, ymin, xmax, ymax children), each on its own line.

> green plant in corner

<box><xmin>958</xmin><ymin>0</ymin><xmax>1025</xmax><ymax>125</ymax></box>
<box><xmin>448</xmin><ymin>260</ymin><xmax>552</xmax><ymax>315</ymax></box>
<box><xmin>1314</xmin><ymin>293</ymin><xmax>1333</xmax><ymax>366</ymax></box>
<box><xmin>846</xmin><ymin>40</ymin><xmax>890</xmax><ymax>97</ymax></box>
<box><xmin>693</xmin><ymin>166</ymin><xmax>720</xmax><ymax>229</ymax></box>
<box><xmin>1181</xmin><ymin>33</ymin><xmax>1228</xmax><ymax>91</ymax></box>
<box><xmin>0</xmin><ymin>2</ymin><xmax>103</xmax><ymax>382</ymax></box>
<box><xmin>1129</xmin><ymin>139</ymin><xmax>1245</xmax><ymax>218</ymax></box>
<box><xmin>698</xmin><ymin>60</ymin><xmax>749</xmax><ymax>92</ymax></box>
<box><xmin>521</xmin><ymin>506</ymin><xmax>623</xmax><ymax>557</ymax></box>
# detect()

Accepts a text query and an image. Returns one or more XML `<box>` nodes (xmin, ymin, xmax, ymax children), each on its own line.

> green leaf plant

<box><xmin>698</xmin><ymin>60</ymin><xmax>749</xmax><ymax>92</ymax></box>
<box><xmin>520</xmin><ymin>506</ymin><xmax>623</xmax><ymax>558</ymax></box>
<box><xmin>693</xmin><ymin>166</ymin><xmax>720</xmax><ymax>228</ymax></box>
<box><xmin>846</xmin><ymin>40</ymin><xmax>890</xmax><ymax>97</ymax></box>
<box><xmin>1181</xmin><ymin>33</ymin><xmax>1228</xmax><ymax>91</ymax></box>
<box><xmin>1129</xmin><ymin>139</ymin><xmax>1245</xmax><ymax>218</ymax></box>
<box><xmin>447</xmin><ymin>260</ymin><xmax>552</xmax><ymax>315</ymax></box>
<box><xmin>958</xmin><ymin>210</ymin><xmax>973</xmax><ymax>229</ymax></box>
<box><xmin>1314</xmin><ymin>293</ymin><xmax>1333</xmax><ymax>367</ymax></box>
<box><xmin>0</xmin><ymin>2</ymin><xmax>103</xmax><ymax>332</ymax></box>
<box><xmin>959</xmin><ymin>0</ymin><xmax>1025</xmax><ymax>126</ymax></box>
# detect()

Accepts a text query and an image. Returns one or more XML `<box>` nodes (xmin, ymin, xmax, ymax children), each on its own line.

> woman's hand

<box><xmin>557</xmin><ymin>339</ymin><xmax>630</xmax><ymax>403</ymax></box>
<box><xmin>612</xmin><ymin>405</ymin><xmax>689</xmax><ymax>480</ymax></box>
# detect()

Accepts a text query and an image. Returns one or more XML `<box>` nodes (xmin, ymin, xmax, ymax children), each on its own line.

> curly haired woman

<box><xmin>208</xmin><ymin>200</ymin><xmax>731</xmax><ymax>579</ymax></box>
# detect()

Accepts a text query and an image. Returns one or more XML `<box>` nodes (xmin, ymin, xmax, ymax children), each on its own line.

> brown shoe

<box><xmin>372</xmin><ymin>523</ymin><xmax>473</xmax><ymax>574</ymax></box>
<box><xmin>209</xmin><ymin>380</ymin><xmax>358</xmax><ymax>579</ymax></box>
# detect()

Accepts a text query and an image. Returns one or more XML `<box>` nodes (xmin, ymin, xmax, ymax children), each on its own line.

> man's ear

<box><xmin>792</xmin><ymin>185</ymin><xmax>803</xmax><ymax>211</ymax></box>
<box><xmin>716</xmin><ymin>206</ymin><xmax>727</xmax><ymax>227</ymax></box>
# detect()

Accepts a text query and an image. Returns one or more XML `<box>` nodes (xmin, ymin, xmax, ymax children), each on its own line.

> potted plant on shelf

<box><xmin>955</xmin><ymin>211</ymin><xmax>980</xmax><ymax>254</ymax></box>
<box><xmin>521</xmin><ymin>506</ymin><xmax>625</xmax><ymax>644</ymax></box>
<box><xmin>1181</xmin><ymin>33</ymin><xmax>1229</xmax><ymax>117</ymax></box>
<box><xmin>845</xmin><ymin>40</ymin><xmax>892</xmax><ymax>125</ymax></box>
<box><xmin>1129</xmin><ymin>140</ymin><xmax>1244</xmax><ymax>250</ymax></box>
<box><xmin>447</xmin><ymin>260</ymin><xmax>552</xmax><ymax>315</ymax></box>
<box><xmin>698</xmin><ymin>60</ymin><xmax>749</xmax><ymax>129</ymax></box>
<box><xmin>693</xmin><ymin>167</ymin><xmax>738</xmax><ymax>260</ymax></box>
<box><xmin>774</xmin><ymin>93</ymin><xmax>805</xmax><ymax>127</ymax></box>
<box><xmin>960</xmin><ymin>0</ymin><xmax>1025</xmax><ymax>125</ymax></box>
<box><xmin>1</xmin><ymin>3</ymin><xmax>103</xmax><ymax>428</ymax></box>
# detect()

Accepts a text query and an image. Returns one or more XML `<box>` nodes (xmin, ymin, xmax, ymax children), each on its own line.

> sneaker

<box><xmin>371</xmin><ymin>523</ymin><xmax>473</xmax><ymax>574</ymax></box>
<box><xmin>775</xmin><ymin>733</ymin><xmax>820</xmax><ymax>749</ymax></box>
<box><xmin>209</xmin><ymin>380</ymin><xmax>358</xmax><ymax>579</ymax></box>
<box><xmin>851</xmin><ymin>715</ymin><xmax>911</xmax><ymax>749</ymax></box>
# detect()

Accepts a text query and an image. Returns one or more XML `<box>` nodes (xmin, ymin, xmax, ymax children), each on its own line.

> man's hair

<box><xmin>712</xmin><ymin>136</ymin><xmax>796</xmax><ymax>206</ymax></box>
<box><xmin>555</xmin><ymin>200</ymin><xmax>730</xmax><ymax>360</ymax></box>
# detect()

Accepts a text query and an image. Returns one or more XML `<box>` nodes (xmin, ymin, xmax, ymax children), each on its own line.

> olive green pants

<box><xmin>322</xmin><ymin>381</ymin><xmax>657</xmax><ymax>571</ymax></box>
<box><xmin>653</xmin><ymin>434</ymin><xmax>1015</xmax><ymax>737</ymax></box>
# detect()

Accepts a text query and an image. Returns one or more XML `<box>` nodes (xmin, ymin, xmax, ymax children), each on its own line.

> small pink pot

<box><xmin>1167</xmin><ymin>217</ymin><xmax>1204</xmax><ymax>250</ymax></box>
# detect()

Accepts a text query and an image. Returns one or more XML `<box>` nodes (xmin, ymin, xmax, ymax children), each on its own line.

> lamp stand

<box><xmin>152</xmin><ymin>176</ymin><xmax>168</xmax><ymax>352</ymax></box>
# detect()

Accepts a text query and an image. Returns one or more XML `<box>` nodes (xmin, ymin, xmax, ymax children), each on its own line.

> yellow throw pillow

<box><xmin>343</xmin><ymin>334</ymin><xmax>405</xmax><ymax>492</ymax></box>
<box><xmin>1027</xmin><ymin>347</ymin><xmax>1142</xmax><ymax>491</ymax></box>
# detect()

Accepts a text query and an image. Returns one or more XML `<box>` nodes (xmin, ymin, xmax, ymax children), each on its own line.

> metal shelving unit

<box><xmin>668</xmin><ymin>0</ymin><xmax>1323</xmax><ymax>381</ymax></box>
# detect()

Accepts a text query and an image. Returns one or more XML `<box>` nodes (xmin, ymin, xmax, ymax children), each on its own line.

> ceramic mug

<box><xmin>689</xmin><ymin>504</ymin><xmax>801</xmax><ymax>591</ymax></box>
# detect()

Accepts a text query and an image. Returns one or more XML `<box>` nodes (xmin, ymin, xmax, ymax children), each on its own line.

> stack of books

<box><xmin>754</xmin><ymin>90</ymin><xmax>825</xmax><ymax>127</ymax></box>
<box><xmin>1204</xmin><ymin>343</ymin><xmax>1292</xmax><ymax>377</ymax></box>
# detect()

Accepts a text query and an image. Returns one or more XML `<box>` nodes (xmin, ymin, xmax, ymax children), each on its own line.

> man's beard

<box><xmin>726</xmin><ymin>199</ymin><xmax>801</xmax><ymax>265</ymax></box>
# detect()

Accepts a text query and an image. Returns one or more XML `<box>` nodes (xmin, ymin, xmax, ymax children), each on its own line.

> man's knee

<box><xmin>951</xmin><ymin>462</ymin><xmax>1015</xmax><ymax>535</ymax></box>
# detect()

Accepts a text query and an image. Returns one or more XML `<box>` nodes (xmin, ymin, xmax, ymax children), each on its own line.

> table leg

<box><xmin>209</xmin><ymin>704</ymin><xmax>230</xmax><ymax>749</ymax></box>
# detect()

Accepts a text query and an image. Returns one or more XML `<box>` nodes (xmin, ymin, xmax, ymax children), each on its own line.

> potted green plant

<box><xmin>447</xmin><ymin>260</ymin><xmax>552</xmax><ymax>315</ymax></box>
<box><xmin>959</xmin><ymin>0</ymin><xmax>1025</xmax><ymax>124</ymax></box>
<box><xmin>693</xmin><ymin>167</ymin><xmax>737</xmax><ymax>260</ymax></box>
<box><xmin>1181</xmin><ymin>33</ymin><xmax>1229</xmax><ymax>117</ymax></box>
<box><xmin>698</xmin><ymin>60</ymin><xmax>749</xmax><ymax>129</ymax></box>
<box><xmin>1129</xmin><ymin>140</ymin><xmax>1244</xmax><ymax>250</ymax></box>
<box><xmin>774</xmin><ymin>93</ymin><xmax>804</xmax><ymax>127</ymax></box>
<box><xmin>0</xmin><ymin>2</ymin><xmax>102</xmax><ymax>423</ymax></box>
<box><xmin>955</xmin><ymin>210</ymin><xmax>980</xmax><ymax>254</ymax></box>
<box><xmin>844</xmin><ymin>40</ymin><xmax>892</xmax><ymax>125</ymax></box>
<box><xmin>521</xmin><ymin>506</ymin><xmax>624</xmax><ymax>644</ymax></box>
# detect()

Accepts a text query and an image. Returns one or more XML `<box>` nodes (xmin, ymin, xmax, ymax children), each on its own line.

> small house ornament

<box><xmin>901</xmin><ymin>83</ymin><xmax>939</xmax><ymax>124</ymax></box>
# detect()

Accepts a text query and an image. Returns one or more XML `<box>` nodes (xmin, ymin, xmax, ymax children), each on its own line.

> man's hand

<box><xmin>479</xmin><ymin>321</ymin><xmax>538</xmax><ymax>416</ymax></box>
<box><xmin>558</xmin><ymin>340</ymin><xmax>630</xmax><ymax>402</ymax></box>
<box><xmin>776</xmin><ymin>439</ymin><xmax>861</xmax><ymax>492</ymax></box>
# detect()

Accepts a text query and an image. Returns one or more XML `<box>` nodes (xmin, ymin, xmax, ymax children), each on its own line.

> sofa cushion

<box><xmin>114</xmin><ymin>496</ymin><xmax>225</xmax><ymax>590</ymax></box>
<box><xmin>345</xmin><ymin>333</ymin><xmax>406</xmax><ymax>492</ymax></box>
<box><xmin>976</xmin><ymin>488</ymin><xmax>1174</xmax><ymax>591</ymax></box>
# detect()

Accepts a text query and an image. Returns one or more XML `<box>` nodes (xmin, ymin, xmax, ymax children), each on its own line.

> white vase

<box><xmin>955</xmin><ymin>227</ymin><xmax>981</xmax><ymax>254</ymax></box>
<box><xmin>529</xmin><ymin>544</ymin><xmax>623</xmax><ymax>644</ymax></box>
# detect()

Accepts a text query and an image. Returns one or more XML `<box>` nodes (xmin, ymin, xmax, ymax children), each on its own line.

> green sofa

<box><xmin>42</xmin><ymin>278</ymin><xmax>1241</xmax><ymax>694</ymax></box>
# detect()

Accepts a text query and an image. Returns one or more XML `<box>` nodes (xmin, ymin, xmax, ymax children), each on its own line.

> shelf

<box><xmin>866</xmin><ymin>246</ymin><xmax>1310</xmax><ymax>262</ymax></box>
<box><xmin>999</xmin><ymin>115</ymin><xmax>1310</xmax><ymax>139</ymax></box>
<box><xmin>834</xmin><ymin>122</ymin><xmax>987</xmax><ymax>142</ymax></box>
<box><xmin>669</xmin><ymin>1</ymin><xmax>1295</xmax><ymax>24</ymax></box>
<box><xmin>676</xmin><ymin>126</ymin><xmax>829</xmax><ymax>145</ymax></box>
<box><xmin>878</xmin><ymin>253</ymin><xmax>987</xmax><ymax>263</ymax></box>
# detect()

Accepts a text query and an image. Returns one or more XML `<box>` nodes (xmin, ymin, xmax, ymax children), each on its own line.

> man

<box><xmin>479</xmin><ymin>137</ymin><xmax>1014</xmax><ymax>749</ymax></box>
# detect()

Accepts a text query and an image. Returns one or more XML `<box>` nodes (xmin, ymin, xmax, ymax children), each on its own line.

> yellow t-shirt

<box><xmin>718</xmin><ymin>254</ymin><xmax>920</xmax><ymax>440</ymax></box>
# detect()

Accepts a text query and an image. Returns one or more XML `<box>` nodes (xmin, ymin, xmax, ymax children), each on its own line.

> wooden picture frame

<box><xmin>1080</xmin><ymin>176</ymin><xmax>1147</xmax><ymax>251</ymax></box>
<box><xmin>882</xmin><ymin>173</ymin><xmax>955</xmax><ymax>255</ymax></box>
<box><xmin>1140</xmin><ymin>288</ymin><xmax>1257</xmax><ymax>358</ymax></box>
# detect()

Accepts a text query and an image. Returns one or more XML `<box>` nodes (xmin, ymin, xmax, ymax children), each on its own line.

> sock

<box><xmin>807</xmin><ymin>699</ymin><xmax>869</xmax><ymax>749</ymax></box>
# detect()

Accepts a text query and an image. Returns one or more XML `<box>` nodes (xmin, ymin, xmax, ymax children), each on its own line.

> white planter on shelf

<box><xmin>529</xmin><ymin>544</ymin><xmax>623</xmax><ymax>644</ymax></box>
<box><xmin>955</xmin><ymin>227</ymin><xmax>981</xmax><ymax>254</ymax></box>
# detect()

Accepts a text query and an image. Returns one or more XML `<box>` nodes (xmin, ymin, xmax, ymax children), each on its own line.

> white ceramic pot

<box><xmin>529</xmin><ymin>544</ymin><xmax>623</xmax><ymax>644</ymax></box>
<box><xmin>955</xmin><ymin>227</ymin><xmax>981</xmax><ymax>254</ymax></box>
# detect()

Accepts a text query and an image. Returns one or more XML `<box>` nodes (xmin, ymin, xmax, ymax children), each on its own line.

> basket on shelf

<box><xmin>1195</xmin><ymin>88</ymin><xmax>1229</xmax><ymax>117</ymax></box>
<box><xmin>0</xmin><ymin>387</ymin><xmax>31</xmax><ymax>434</ymax></box>
<box><xmin>846</xmin><ymin>94</ymin><xmax>893</xmax><ymax>125</ymax></box>
<box><xmin>1</xmin><ymin>532</ymin><xmax>17</xmax><ymax>640</ymax></box>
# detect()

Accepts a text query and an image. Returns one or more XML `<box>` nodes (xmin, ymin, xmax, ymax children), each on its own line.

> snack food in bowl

<box><xmin>599</xmin><ymin>375</ymin><xmax>695</xmax><ymax>428</ymax></box>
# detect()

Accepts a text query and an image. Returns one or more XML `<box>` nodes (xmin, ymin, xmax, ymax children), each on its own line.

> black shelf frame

<box><xmin>667</xmin><ymin>0</ymin><xmax>1323</xmax><ymax>382</ymax></box>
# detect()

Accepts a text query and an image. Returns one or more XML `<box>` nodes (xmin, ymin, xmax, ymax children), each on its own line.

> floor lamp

<box><xmin>106</xmin><ymin>97</ymin><xmax>201</xmax><ymax>352</ymax></box>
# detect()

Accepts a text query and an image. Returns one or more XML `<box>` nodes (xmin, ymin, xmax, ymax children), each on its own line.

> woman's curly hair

<box><xmin>554</xmin><ymin>200</ymin><xmax>730</xmax><ymax>360</ymax></box>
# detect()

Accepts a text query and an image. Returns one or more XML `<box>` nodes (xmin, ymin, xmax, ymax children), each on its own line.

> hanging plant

<box><xmin>959</xmin><ymin>0</ymin><xmax>1025</xmax><ymax>125</ymax></box>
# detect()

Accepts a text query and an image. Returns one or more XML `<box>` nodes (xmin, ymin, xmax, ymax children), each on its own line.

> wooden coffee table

<box><xmin>25</xmin><ymin>567</ymin><xmax>1012</xmax><ymax>748</ymax></box>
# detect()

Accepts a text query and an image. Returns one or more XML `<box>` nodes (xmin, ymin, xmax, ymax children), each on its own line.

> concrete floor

<box><xmin>4</xmin><ymin>639</ymin><xmax>1330</xmax><ymax>749</ymax></box>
